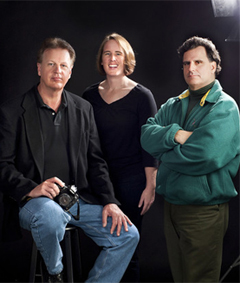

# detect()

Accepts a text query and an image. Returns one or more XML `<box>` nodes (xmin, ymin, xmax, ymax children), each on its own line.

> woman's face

<box><xmin>101</xmin><ymin>39</ymin><xmax>125</xmax><ymax>77</ymax></box>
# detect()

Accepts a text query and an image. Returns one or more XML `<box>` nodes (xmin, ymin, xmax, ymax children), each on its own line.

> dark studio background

<box><xmin>0</xmin><ymin>0</ymin><xmax>239</xmax><ymax>282</ymax></box>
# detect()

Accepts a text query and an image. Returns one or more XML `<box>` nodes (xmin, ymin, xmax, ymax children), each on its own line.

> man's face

<box><xmin>182</xmin><ymin>46</ymin><xmax>216</xmax><ymax>91</ymax></box>
<box><xmin>37</xmin><ymin>48</ymin><xmax>72</xmax><ymax>92</ymax></box>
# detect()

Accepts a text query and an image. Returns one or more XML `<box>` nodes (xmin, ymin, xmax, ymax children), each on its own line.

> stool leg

<box><xmin>29</xmin><ymin>241</ymin><xmax>44</xmax><ymax>283</ymax></box>
<box><xmin>71</xmin><ymin>228</ymin><xmax>82</xmax><ymax>281</ymax></box>
<box><xmin>64</xmin><ymin>230</ymin><xmax>74</xmax><ymax>283</ymax></box>
<box><xmin>29</xmin><ymin>241</ymin><xmax>38</xmax><ymax>283</ymax></box>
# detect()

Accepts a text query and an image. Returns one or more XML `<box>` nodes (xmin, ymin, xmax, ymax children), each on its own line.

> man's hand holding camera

<box><xmin>27</xmin><ymin>177</ymin><xmax>63</xmax><ymax>199</ymax></box>
<box><xmin>27</xmin><ymin>177</ymin><xmax>131</xmax><ymax>236</ymax></box>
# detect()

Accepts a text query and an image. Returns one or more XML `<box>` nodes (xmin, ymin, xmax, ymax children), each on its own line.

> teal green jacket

<box><xmin>141</xmin><ymin>80</ymin><xmax>240</xmax><ymax>205</ymax></box>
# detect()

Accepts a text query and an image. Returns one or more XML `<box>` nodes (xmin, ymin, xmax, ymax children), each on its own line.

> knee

<box><xmin>127</xmin><ymin>224</ymin><xmax>140</xmax><ymax>246</ymax></box>
<box><xmin>32</xmin><ymin>201</ymin><xmax>70</xmax><ymax>234</ymax></box>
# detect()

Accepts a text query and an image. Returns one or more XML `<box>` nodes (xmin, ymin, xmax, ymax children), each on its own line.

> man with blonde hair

<box><xmin>0</xmin><ymin>37</ymin><xmax>139</xmax><ymax>283</ymax></box>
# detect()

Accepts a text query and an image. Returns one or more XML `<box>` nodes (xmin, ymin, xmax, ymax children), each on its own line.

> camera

<box><xmin>54</xmin><ymin>184</ymin><xmax>79</xmax><ymax>211</ymax></box>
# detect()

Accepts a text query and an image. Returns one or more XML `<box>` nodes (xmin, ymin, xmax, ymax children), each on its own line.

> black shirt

<box><xmin>35</xmin><ymin>89</ymin><xmax>71</xmax><ymax>185</ymax></box>
<box><xmin>82</xmin><ymin>83</ymin><xmax>158</xmax><ymax>180</ymax></box>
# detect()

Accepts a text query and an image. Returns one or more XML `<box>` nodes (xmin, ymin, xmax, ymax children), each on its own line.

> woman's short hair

<box><xmin>96</xmin><ymin>33</ymin><xmax>136</xmax><ymax>76</ymax></box>
<box><xmin>37</xmin><ymin>37</ymin><xmax>76</xmax><ymax>66</ymax></box>
<box><xmin>177</xmin><ymin>36</ymin><xmax>222</xmax><ymax>76</ymax></box>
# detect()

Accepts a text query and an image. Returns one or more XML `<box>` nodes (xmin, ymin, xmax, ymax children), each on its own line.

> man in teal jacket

<box><xmin>141</xmin><ymin>36</ymin><xmax>240</xmax><ymax>282</ymax></box>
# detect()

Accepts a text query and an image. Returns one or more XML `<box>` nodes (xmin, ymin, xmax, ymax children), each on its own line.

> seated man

<box><xmin>0</xmin><ymin>37</ymin><xmax>139</xmax><ymax>283</ymax></box>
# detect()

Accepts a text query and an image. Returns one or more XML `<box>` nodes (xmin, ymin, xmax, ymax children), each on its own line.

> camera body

<box><xmin>54</xmin><ymin>184</ymin><xmax>79</xmax><ymax>211</ymax></box>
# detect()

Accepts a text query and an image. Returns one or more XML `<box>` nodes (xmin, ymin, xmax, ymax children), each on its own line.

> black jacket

<box><xmin>0</xmin><ymin>86</ymin><xmax>119</xmax><ymax>241</ymax></box>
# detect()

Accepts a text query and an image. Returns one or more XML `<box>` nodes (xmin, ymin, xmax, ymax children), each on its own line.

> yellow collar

<box><xmin>179</xmin><ymin>89</ymin><xmax>211</xmax><ymax>106</ymax></box>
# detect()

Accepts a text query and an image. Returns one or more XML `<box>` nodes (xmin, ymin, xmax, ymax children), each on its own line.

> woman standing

<box><xmin>82</xmin><ymin>33</ymin><xmax>158</xmax><ymax>282</ymax></box>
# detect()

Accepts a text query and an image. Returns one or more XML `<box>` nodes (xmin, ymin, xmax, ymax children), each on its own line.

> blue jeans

<box><xmin>19</xmin><ymin>197</ymin><xmax>139</xmax><ymax>282</ymax></box>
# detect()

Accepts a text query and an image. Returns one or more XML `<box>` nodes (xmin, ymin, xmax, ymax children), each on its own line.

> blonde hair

<box><xmin>96</xmin><ymin>33</ymin><xmax>136</xmax><ymax>76</ymax></box>
<box><xmin>37</xmin><ymin>37</ymin><xmax>76</xmax><ymax>66</ymax></box>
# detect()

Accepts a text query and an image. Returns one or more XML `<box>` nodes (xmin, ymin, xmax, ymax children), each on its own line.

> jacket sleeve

<box><xmin>0</xmin><ymin>102</ymin><xmax>38</xmax><ymax>203</ymax></box>
<box><xmin>141</xmin><ymin>98</ymin><xmax>183</xmax><ymax>160</ymax></box>
<box><xmin>161</xmin><ymin>97</ymin><xmax>240</xmax><ymax>176</ymax></box>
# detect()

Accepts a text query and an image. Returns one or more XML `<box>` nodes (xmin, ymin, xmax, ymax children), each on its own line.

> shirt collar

<box><xmin>178</xmin><ymin>80</ymin><xmax>221</xmax><ymax>106</ymax></box>
<box><xmin>34</xmin><ymin>85</ymin><xmax>68</xmax><ymax>110</ymax></box>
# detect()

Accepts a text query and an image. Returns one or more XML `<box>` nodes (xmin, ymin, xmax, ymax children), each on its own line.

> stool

<box><xmin>29</xmin><ymin>225</ymin><xmax>82</xmax><ymax>283</ymax></box>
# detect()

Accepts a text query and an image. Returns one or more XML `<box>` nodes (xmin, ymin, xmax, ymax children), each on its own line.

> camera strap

<box><xmin>67</xmin><ymin>198</ymin><xmax>80</xmax><ymax>221</ymax></box>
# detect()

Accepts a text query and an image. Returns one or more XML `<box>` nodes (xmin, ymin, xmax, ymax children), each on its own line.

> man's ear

<box><xmin>69</xmin><ymin>67</ymin><xmax>72</xmax><ymax>79</ymax></box>
<box><xmin>37</xmin><ymin>63</ymin><xmax>41</xmax><ymax>77</ymax></box>
<box><xmin>211</xmin><ymin>61</ymin><xmax>217</xmax><ymax>74</ymax></box>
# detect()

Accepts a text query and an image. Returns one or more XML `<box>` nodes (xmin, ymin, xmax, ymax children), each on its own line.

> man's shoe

<box><xmin>48</xmin><ymin>272</ymin><xmax>64</xmax><ymax>283</ymax></box>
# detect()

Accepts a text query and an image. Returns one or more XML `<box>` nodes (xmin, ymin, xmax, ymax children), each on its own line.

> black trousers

<box><xmin>112</xmin><ymin>172</ymin><xmax>146</xmax><ymax>282</ymax></box>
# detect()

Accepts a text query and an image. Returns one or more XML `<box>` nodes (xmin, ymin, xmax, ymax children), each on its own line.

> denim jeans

<box><xmin>19</xmin><ymin>197</ymin><xmax>139</xmax><ymax>282</ymax></box>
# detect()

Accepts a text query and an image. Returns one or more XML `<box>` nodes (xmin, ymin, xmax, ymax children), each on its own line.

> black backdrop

<box><xmin>0</xmin><ymin>1</ymin><xmax>239</xmax><ymax>282</ymax></box>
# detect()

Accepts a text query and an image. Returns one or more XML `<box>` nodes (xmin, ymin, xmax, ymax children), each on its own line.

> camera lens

<box><xmin>58</xmin><ymin>193</ymin><xmax>71</xmax><ymax>206</ymax></box>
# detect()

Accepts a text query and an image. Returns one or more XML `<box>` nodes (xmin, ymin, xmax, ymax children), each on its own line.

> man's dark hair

<box><xmin>37</xmin><ymin>37</ymin><xmax>76</xmax><ymax>66</ymax></box>
<box><xmin>177</xmin><ymin>36</ymin><xmax>221</xmax><ymax>76</ymax></box>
